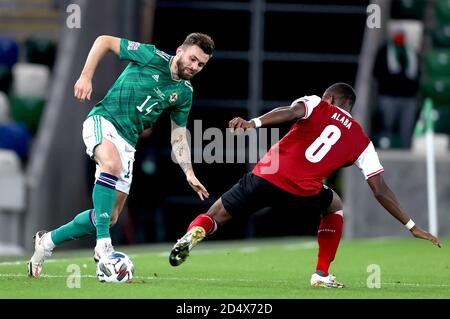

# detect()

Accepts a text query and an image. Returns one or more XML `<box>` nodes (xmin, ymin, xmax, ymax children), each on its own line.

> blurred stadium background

<box><xmin>0</xmin><ymin>0</ymin><xmax>449</xmax><ymax>256</ymax></box>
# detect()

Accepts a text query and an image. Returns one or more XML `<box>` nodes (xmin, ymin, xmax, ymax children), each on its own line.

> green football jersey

<box><xmin>88</xmin><ymin>38</ymin><xmax>193</xmax><ymax>147</ymax></box>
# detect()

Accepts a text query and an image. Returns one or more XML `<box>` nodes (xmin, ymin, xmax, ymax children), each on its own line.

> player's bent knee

<box><xmin>325</xmin><ymin>190</ymin><xmax>343</xmax><ymax>214</ymax></box>
<box><xmin>101</xmin><ymin>159</ymin><xmax>121</xmax><ymax>176</ymax></box>
<box><xmin>211</xmin><ymin>208</ymin><xmax>233</xmax><ymax>226</ymax></box>
<box><xmin>208</xmin><ymin>199</ymin><xmax>233</xmax><ymax>226</ymax></box>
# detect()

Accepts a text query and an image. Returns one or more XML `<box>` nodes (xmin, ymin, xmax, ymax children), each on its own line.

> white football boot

<box><xmin>93</xmin><ymin>239</ymin><xmax>114</xmax><ymax>263</ymax></box>
<box><xmin>27</xmin><ymin>231</ymin><xmax>52</xmax><ymax>278</ymax></box>
<box><xmin>310</xmin><ymin>273</ymin><xmax>345</xmax><ymax>288</ymax></box>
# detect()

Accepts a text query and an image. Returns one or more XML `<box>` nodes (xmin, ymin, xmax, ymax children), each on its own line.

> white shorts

<box><xmin>82</xmin><ymin>115</ymin><xmax>135</xmax><ymax>194</ymax></box>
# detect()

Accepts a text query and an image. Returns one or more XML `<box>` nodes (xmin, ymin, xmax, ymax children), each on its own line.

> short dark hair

<box><xmin>182</xmin><ymin>33</ymin><xmax>215</xmax><ymax>56</ymax></box>
<box><xmin>323</xmin><ymin>82</ymin><xmax>356</xmax><ymax>109</ymax></box>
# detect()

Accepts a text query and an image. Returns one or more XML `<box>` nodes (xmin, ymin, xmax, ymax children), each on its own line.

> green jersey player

<box><xmin>28</xmin><ymin>33</ymin><xmax>214</xmax><ymax>278</ymax></box>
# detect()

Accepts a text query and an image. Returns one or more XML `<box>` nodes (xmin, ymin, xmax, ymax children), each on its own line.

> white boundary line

<box><xmin>0</xmin><ymin>240</ymin><xmax>318</xmax><ymax>264</ymax></box>
<box><xmin>0</xmin><ymin>272</ymin><xmax>448</xmax><ymax>288</ymax></box>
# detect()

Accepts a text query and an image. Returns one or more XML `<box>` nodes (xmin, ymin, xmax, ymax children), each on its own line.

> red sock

<box><xmin>315</xmin><ymin>211</ymin><xmax>343</xmax><ymax>276</ymax></box>
<box><xmin>187</xmin><ymin>213</ymin><xmax>216</xmax><ymax>234</ymax></box>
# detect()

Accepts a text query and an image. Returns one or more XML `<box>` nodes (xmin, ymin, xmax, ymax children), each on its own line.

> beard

<box><xmin>176</xmin><ymin>58</ymin><xmax>195</xmax><ymax>80</ymax></box>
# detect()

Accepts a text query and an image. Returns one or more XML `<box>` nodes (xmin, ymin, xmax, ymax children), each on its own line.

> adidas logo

<box><xmin>152</xmin><ymin>74</ymin><xmax>159</xmax><ymax>82</ymax></box>
<box><xmin>99</xmin><ymin>212</ymin><xmax>109</xmax><ymax>219</ymax></box>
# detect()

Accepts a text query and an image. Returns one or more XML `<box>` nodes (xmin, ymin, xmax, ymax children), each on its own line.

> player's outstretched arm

<box><xmin>74</xmin><ymin>35</ymin><xmax>121</xmax><ymax>101</ymax></box>
<box><xmin>170</xmin><ymin>121</ymin><xmax>209</xmax><ymax>200</ymax></box>
<box><xmin>228</xmin><ymin>101</ymin><xmax>306</xmax><ymax>131</ymax></box>
<box><xmin>367</xmin><ymin>174</ymin><xmax>441</xmax><ymax>247</ymax></box>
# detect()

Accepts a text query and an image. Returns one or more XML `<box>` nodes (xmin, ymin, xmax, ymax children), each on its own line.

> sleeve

<box><xmin>170</xmin><ymin>90</ymin><xmax>192</xmax><ymax>127</ymax></box>
<box><xmin>291</xmin><ymin>95</ymin><xmax>322</xmax><ymax>120</ymax></box>
<box><xmin>119</xmin><ymin>38</ymin><xmax>156</xmax><ymax>65</ymax></box>
<box><xmin>354</xmin><ymin>141</ymin><xmax>384</xmax><ymax>180</ymax></box>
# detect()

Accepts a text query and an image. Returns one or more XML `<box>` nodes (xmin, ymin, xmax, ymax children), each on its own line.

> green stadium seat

<box><xmin>391</xmin><ymin>0</ymin><xmax>426</xmax><ymax>20</ymax></box>
<box><xmin>0</xmin><ymin>64</ymin><xmax>12</xmax><ymax>93</ymax></box>
<box><xmin>24</xmin><ymin>37</ymin><xmax>57</xmax><ymax>70</ymax></box>
<box><xmin>434</xmin><ymin>105</ymin><xmax>450</xmax><ymax>134</ymax></box>
<box><xmin>426</xmin><ymin>49</ymin><xmax>450</xmax><ymax>77</ymax></box>
<box><xmin>422</xmin><ymin>76</ymin><xmax>450</xmax><ymax>105</ymax></box>
<box><xmin>9</xmin><ymin>95</ymin><xmax>45</xmax><ymax>135</ymax></box>
<box><xmin>435</xmin><ymin>0</ymin><xmax>450</xmax><ymax>24</ymax></box>
<box><xmin>432</xmin><ymin>23</ymin><xmax>450</xmax><ymax>47</ymax></box>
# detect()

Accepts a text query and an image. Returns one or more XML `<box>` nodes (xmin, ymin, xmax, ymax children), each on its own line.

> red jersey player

<box><xmin>169</xmin><ymin>83</ymin><xmax>440</xmax><ymax>288</ymax></box>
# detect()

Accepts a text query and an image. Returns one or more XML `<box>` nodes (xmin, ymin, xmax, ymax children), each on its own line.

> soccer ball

<box><xmin>96</xmin><ymin>251</ymin><xmax>134</xmax><ymax>283</ymax></box>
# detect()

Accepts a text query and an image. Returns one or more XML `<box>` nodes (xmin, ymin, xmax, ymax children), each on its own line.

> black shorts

<box><xmin>221</xmin><ymin>173</ymin><xmax>333</xmax><ymax>218</ymax></box>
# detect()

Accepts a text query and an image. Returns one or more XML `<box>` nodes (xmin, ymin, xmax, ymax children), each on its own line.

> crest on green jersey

<box><xmin>169</xmin><ymin>92</ymin><xmax>178</xmax><ymax>103</ymax></box>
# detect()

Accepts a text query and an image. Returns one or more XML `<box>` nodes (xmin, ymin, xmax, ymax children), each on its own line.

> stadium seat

<box><xmin>24</xmin><ymin>37</ymin><xmax>57</xmax><ymax>69</ymax></box>
<box><xmin>435</xmin><ymin>0</ymin><xmax>450</xmax><ymax>24</ymax></box>
<box><xmin>0</xmin><ymin>149</ymin><xmax>25</xmax><ymax>210</ymax></box>
<box><xmin>0</xmin><ymin>122</ymin><xmax>31</xmax><ymax>161</ymax></box>
<box><xmin>0</xmin><ymin>64</ymin><xmax>12</xmax><ymax>93</ymax></box>
<box><xmin>9</xmin><ymin>95</ymin><xmax>45</xmax><ymax>135</ymax></box>
<box><xmin>0</xmin><ymin>37</ymin><xmax>19</xmax><ymax>68</ymax></box>
<box><xmin>432</xmin><ymin>23</ymin><xmax>450</xmax><ymax>47</ymax></box>
<box><xmin>422</xmin><ymin>76</ymin><xmax>450</xmax><ymax>105</ymax></box>
<box><xmin>426</xmin><ymin>49</ymin><xmax>450</xmax><ymax>77</ymax></box>
<box><xmin>434</xmin><ymin>105</ymin><xmax>450</xmax><ymax>134</ymax></box>
<box><xmin>12</xmin><ymin>63</ymin><xmax>50</xmax><ymax>99</ymax></box>
<box><xmin>0</xmin><ymin>149</ymin><xmax>26</xmax><ymax>255</ymax></box>
<box><xmin>0</xmin><ymin>91</ymin><xmax>10</xmax><ymax>123</ymax></box>
<box><xmin>391</xmin><ymin>0</ymin><xmax>426</xmax><ymax>20</ymax></box>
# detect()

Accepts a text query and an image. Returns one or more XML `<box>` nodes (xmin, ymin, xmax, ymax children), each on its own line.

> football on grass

<box><xmin>96</xmin><ymin>251</ymin><xmax>134</xmax><ymax>283</ymax></box>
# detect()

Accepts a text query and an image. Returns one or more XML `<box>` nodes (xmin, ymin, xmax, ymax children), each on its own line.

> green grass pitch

<box><xmin>0</xmin><ymin>237</ymin><xmax>448</xmax><ymax>299</ymax></box>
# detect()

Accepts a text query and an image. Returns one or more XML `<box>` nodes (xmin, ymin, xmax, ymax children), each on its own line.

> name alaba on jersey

<box><xmin>252</xmin><ymin>95</ymin><xmax>384</xmax><ymax>196</ymax></box>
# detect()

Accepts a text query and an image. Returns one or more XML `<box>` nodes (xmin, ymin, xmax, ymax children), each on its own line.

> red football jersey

<box><xmin>253</xmin><ymin>95</ymin><xmax>384</xmax><ymax>196</ymax></box>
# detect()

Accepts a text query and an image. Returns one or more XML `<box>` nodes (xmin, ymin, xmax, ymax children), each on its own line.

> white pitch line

<box><xmin>155</xmin><ymin>241</ymin><xmax>317</xmax><ymax>257</ymax></box>
<box><xmin>0</xmin><ymin>272</ymin><xmax>290</xmax><ymax>284</ymax></box>
<box><xmin>284</xmin><ymin>241</ymin><xmax>317</xmax><ymax>250</ymax></box>
<box><xmin>0</xmin><ymin>273</ymin><xmax>98</xmax><ymax>279</ymax></box>
<box><xmin>359</xmin><ymin>282</ymin><xmax>450</xmax><ymax>288</ymax></box>
<box><xmin>0</xmin><ymin>241</ymin><xmax>320</xmax><ymax>265</ymax></box>
<box><xmin>0</xmin><ymin>258</ymin><xmax>88</xmax><ymax>266</ymax></box>
<box><xmin>0</xmin><ymin>261</ymin><xmax>27</xmax><ymax>266</ymax></box>
<box><xmin>0</xmin><ymin>272</ymin><xmax>448</xmax><ymax>288</ymax></box>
